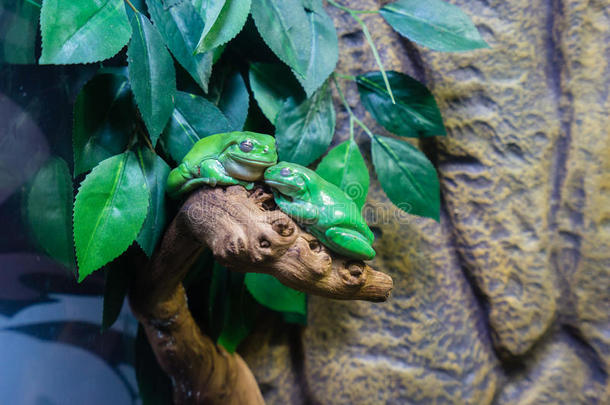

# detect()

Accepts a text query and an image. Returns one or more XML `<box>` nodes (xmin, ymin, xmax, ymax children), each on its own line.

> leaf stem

<box><xmin>141</xmin><ymin>133</ymin><xmax>155</xmax><ymax>153</ymax></box>
<box><xmin>334</xmin><ymin>72</ymin><xmax>357</xmax><ymax>81</ymax></box>
<box><xmin>327</xmin><ymin>0</ymin><xmax>395</xmax><ymax>104</ymax></box>
<box><xmin>351</xmin><ymin>14</ymin><xmax>396</xmax><ymax>104</ymax></box>
<box><xmin>24</xmin><ymin>0</ymin><xmax>41</xmax><ymax>8</ymax></box>
<box><xmin>331</xmin><ymin>74</ymin><xmax>375</xmax><ymax>139</ymax></box>
<box><xmin>124</xmin><ymin>0</ymin><xmax>138</xmax><ymax>13</ymax></box>
<box><xmin>326</xmin><ymin>0</ymin><xmax>378</xmax><ymax>15</ymax></box>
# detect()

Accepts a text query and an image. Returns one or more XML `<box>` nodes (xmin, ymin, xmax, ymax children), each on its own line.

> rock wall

<box><xmin>242</xmin><ymin>0</ymin><xmax>610</xmax><ymax>403</ymax></box>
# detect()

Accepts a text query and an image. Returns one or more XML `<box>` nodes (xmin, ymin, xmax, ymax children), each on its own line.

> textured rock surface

<box><xmin>242</xmin><ymin>0</ymin><xmax>609</xmax><ymax>403</ymax></box>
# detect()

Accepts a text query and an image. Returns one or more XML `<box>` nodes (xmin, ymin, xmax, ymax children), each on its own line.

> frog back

<box><xmin>182</xmin><ymin>132</ymin><xmax>241</xmax><ymax>163</ymax></box>
<box><xmin>306</xmin><ymin>172</ymin><xmax>374</xmax><ymax>243</ymax></box>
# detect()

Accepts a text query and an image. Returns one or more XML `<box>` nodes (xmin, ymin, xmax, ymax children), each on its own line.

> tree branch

<box><xmin>129</xmin><ymin>185</ymin><xmax>393</xmax><ymax>404</ymax></box>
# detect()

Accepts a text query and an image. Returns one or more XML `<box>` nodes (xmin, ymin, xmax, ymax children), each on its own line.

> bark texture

<box><xmin>241</xmin><ymin>0</ymin><xmax>610</xmax><ymax>404</ymax></box>
<box><xmin>129</xmin><ymin>186</ymin><xmax>393</xmax><ymax>404</ymax></box>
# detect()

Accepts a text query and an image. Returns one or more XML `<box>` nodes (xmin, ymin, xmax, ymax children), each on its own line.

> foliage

<box><xmin>9</xmin><ymin>0</ymin><xmax>488</xmax><ymax>395</ymax></box>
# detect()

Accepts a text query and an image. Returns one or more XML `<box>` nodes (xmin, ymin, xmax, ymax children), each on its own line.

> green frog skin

<box><xmin>166</xmin><ymin>132</ymin><xmax>278</xmax><ymax>198</ymax></box>
<box><xmin>264</xmin><ymin>162</ymin><xmax>376</xmax><ymax>260</ymax></box>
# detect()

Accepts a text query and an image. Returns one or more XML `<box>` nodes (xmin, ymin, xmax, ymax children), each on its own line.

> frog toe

<box><xmin>324</xmin><ymin>227</ymin><xmax>376</xmax><ymax>260</ymax></box>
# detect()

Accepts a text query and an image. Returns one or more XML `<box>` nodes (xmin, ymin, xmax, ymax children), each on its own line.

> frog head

<box><xmin>264</xmin><ymin>162</ymin><xmax>312</xmax><ymax>200</ymax></box>
<box><xmin>220</xmin><ymin>132</ymin><xmax>278</xmax><ymax>181</ymax></box>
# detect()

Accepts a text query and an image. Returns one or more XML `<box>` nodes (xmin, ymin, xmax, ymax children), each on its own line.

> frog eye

<box><xmin>280</xmin><ymin>167</ymin><xmax>291</xmax><ymax>177</ymax></box>
<box><xmin>239</xmin><ymin>140</ymin><xmax>254</xmax><ymax>152</ymax></box>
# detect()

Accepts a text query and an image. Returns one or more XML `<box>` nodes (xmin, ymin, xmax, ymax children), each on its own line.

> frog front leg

<box><xmin>172</xmin><ymin>159</ymin><xmax>240</xmax><ymax>197</ymax></box>
<box><xmin>324</xmin><ymin>227</ymin><xmax>376</xmax><ymax>260</ymax></box>
<box><xmin>273</xmin><ymin>192</ymin><xmax>319</xmax><ymax>225</ymax></box>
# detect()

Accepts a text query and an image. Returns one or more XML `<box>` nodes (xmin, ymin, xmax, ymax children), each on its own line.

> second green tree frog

<box><xmin>264</xmin><ymin>162</ymin><xmax>376</xmax><ymax>260</ymax></box>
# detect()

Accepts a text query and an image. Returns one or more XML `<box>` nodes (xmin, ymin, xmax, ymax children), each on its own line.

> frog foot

<box><xmin>324</xmin><ymin>227</ymin><xmax>376</xmax><ymax>260</ymax></box>
<box><xmin>240</xmin><ymin>181</ymin><xmax>255</xmax><ymax>190</ymax></box>
<box><xmin>176</xmin><ymin>177</ymin><xmax>218</xmax><ymax>196</ymax></box>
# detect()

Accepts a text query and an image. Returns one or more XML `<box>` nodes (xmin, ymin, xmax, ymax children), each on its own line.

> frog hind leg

<box><xmin>324</xmin><ymin>227</ymin><xmax>376</xmax><ymax>260</ymax></box>
<box><xmin>167</xmin><ymin>162</ymin><xmax>199</xmax><ymax>198</ymax></box>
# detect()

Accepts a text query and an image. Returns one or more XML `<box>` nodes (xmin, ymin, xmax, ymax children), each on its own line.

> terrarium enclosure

<box><xmin>0</xmin><ymin>0</ymin><xmax>608</xmax><ymax>404</ymax></box>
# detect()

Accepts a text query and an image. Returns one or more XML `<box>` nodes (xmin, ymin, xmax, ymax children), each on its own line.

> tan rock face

<box><xmin>242</xmin><ymin>0</ymin><xmax>609</xmax><ymax>403</ymax></box>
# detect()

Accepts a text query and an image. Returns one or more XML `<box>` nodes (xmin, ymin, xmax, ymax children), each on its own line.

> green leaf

<box><xmin>275</xmin><ymin>82</ymin><xmax>335</xmax><ymax>166</ymax></box>
<box><xmin>206</xmin><ymin>68</ymin><xmax>249</xmax><ymax>130</ymax></box>
<box><xmin>245</xmin><ymin>273</ymin><xmax>306</xmax><ymax>315</ymax></box>
<box><xmin>101</xmin><ymin>258</ymin><xmax>131</xmax><ymax>331</ymax></box>
<box><xmin>74</xmin><ymin>151</ymin><xmax>150</xmax><ymax>282</ymax></box>
<box><xmin>380</xmin><ymin>0</ymin><xmax>488</xmax><ymax>52</ymax></box>
<box><xmin>146</xmin><ymin>0</ymin><xmax>213</xmax><ymax>92</ymax></box>
<box><xmin>0</xmin><ymin>0</ymin><xmax>40</xmax><ymax>64</ymax></box>
<box><xmin>0</xmin><ymin>93</ymin><xmax>49</xmax><ymax>204</ymax></box>
<box><xmin>39</xmin><ymin>0</ymin><xmax>132</xmax><ymax>64</ymax></box>
<box><xmin>371</xmin><ymin>135</ymin><xmax>440</xmax><ymax>221</ymax></box>
<box><xmin>296</xmin><ymin>0</ymin><xmax>338</xmax><ymax>97</ymax></box>
<box><xmin>159</xmin><ymin>91</ymin><xmax>232</xmax><ymax>163</ymax></box>
<box><xmin>251</xmin><ymin>0</ymin><xmax>312</xmax><ymax>77</ymax></box>
<box><xmin>135</xmin><ymin>147</ymin><xmax>170</xmax><ymax>257</ymax></box>
<box><xmin>357</xmin><ymin>71</ymin><xmax>446</xmax><ymax>138</ymax></box>
<box><xmin>73</xmin><ymin>73</ymin><xmax>133</xmax><ymax>176</ymax></box>
<box><xmin>316</xmin><ymin>139</ymin><xmax>369</xmax><ymax>209</ymax></box>
<box><xmin>194</xmin><ymin>0</ymin><xmax>251</xmax><ymax>53</ymax></box>
<box><xmin>128</xmin><ymin>13</ymin><xmax>176</xmax><ymax>144</ymax></box>
<box><xmin>210</xmin><ymin>264</ymin><xmax>258</xmax><ymax>353</ymax></box>
<box><xmin>25</xmin><ymin>157</ymin><xmax>75</xmax><ymax>271</ymax></box>
<box><xmin>248</xmin><ymin>62</ymin><xmax>303</xmax><ymax>125</ymax></box>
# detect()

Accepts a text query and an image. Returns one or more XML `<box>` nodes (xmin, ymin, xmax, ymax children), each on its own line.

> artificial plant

<box><xmin>5</xmin><ymin>0</ymin><xmax>488</xmax><ymax>402</ymax></box>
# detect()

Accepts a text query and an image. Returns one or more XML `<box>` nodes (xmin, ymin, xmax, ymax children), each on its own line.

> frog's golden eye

<box><xmin>239</xmin><ymin>140</ymin><xmax>253</xmax><ymax>152</ymax></box>
<box><xmin>280</xmin><ymin>167</ymin><xmax>291</xmax><ymax>177</ymax></box>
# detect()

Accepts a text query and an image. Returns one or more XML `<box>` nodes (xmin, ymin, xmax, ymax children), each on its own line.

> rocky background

<box><xmin>240</xmin><ymin>0</ymin><xmax>610</xmax><ymax>403</ymax></box>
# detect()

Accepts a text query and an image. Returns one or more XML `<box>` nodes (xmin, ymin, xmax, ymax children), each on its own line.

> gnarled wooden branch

<box><xmin>129</xmin><ymin>185</ymin><xmax>393</xmax><ymax>404</ymax></box>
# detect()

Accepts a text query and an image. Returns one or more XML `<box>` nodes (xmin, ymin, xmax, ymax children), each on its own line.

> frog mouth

<box><xmin>264</xmin><ymin>179</ymin><xmax>300</xmax><ymax>192</ymax></box>
<box><xmin>230</xmin><ymin>154</ymin><xmax>274</xmax><ymax>166</ymax></box>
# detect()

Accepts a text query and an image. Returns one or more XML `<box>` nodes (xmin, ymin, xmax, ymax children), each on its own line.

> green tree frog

<box><xmin>166</xmin><ymin>132</ymin><xmax>278</xmax><ymax>198</ymax></box>
<box><xmin>264</xmin><ymin>162</ymin><xmax>376</xmax><ymax>260</ymax></box>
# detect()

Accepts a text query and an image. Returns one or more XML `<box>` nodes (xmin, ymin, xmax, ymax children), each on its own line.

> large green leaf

<box><xmin>357</xmin><ymin>71</ymin><xmax>446</xmax><ymax>138</ymax></box>
<box><xmin>209</xmin><ymin>264</ymin><xmax>258</xmax><ymax>353</ymax></box>
<box><xmin>128</xmin><ymin>13</ymin><xmax>176</xmax><ymax>144</ymax></box>
<box><xmin>380</xmin><ymin>0</ymin><xmax>488</xmax><ymax>52</ymax></box>
<box><xmin>316</xmin><ymin>139</ymin><xmax>369</xmax><ymax>209</ymax></box>
<box><xmin>297</xmin><ymin>0</ymin><xmax>338</xmax><ymax>97</ymax></box>
<box><xmin>371</xmin><ymin>135</ymin><xmax>440</xmax><ymax>221</ymax></box>
<box><xmin>251</xmin><ymin>0</ymin><xmax>311</xmax><ymax>77</ymax></box>
<box><xmin>0</xmin><ymin>0</ymin><xmax>40</xmax><ymax>64</ymax></box>
<box><xmin>206</xmin><ymin>68</ymin><xmax>249</xmax><ymax>131</ymax></box>
<box><xmin>73</xmin><ymin>73</ymin><xmax>133</xmax><ymax>176</ymax></box>
<box><xmin>194</xmin><ymin>0</ymin><xmax>251</xmax><ymax>53</ymax></box>
<box><xmin>275</xmin><ymin>82</ymin><xmax>335</xmax><ymax>166</ymax></box>
<box><xmin>146</xmin><ymin>0</ymin><xmax>213</xmax><ymax>92</ymax></box>
<box><xmin>245</xmin><ymin>273</ymin><xmax>306</xmax><ymax>315</ymax></box>
<box><xmin>159</xmin><ymin>91</ymin><xmax>232</xmax><ymax>163</ymax></box>
<box><xmin>74</xmin><ymin>151</ymin><xmax>150</xmax><ymax>281</ymax></box>
<box><xmin>25</xmin><ymin>157</ymin><xmax>75</xmax><ymax>271</ymax></box>
<box><xmin>136</xmin><ymin>146</ymin><xmax>170</xmax><ymax>257</ymax></box>
<box><xmin>39</xmin><ymin>0</ymin><xmax>132</xmax><ymax>64</ymax></box>
<box><xmin>248</xmin><ymin>62</ymin><xmax>303</xmax><ymax>125</ymax></box>
<box><xmin>101</xmin><ymin>258</ymin><xmax>131</xmax><ymax>331</ymax></box>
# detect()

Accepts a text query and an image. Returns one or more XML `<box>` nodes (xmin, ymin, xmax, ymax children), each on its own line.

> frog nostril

<box><xmin>263</xmin><ymin>146</ymin><xmax>269</xmax><ymax>153</ymax></box>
